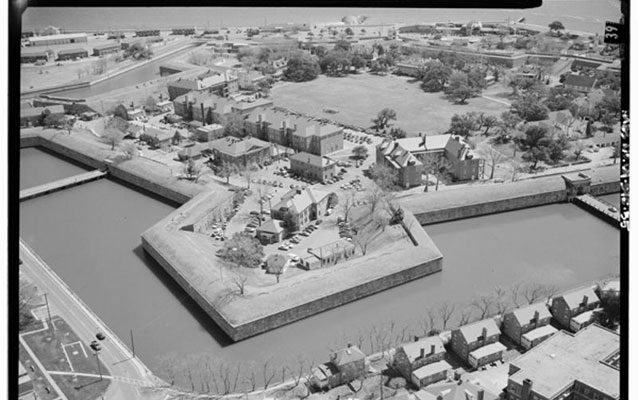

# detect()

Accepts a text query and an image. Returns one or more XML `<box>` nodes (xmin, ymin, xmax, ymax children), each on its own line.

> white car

<box><xmin>289</xmin><ymin>254</ymin><xmax>300</xmax><ymax>262</ymax></box>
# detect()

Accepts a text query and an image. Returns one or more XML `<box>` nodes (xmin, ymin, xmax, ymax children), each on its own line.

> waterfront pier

<box><xmin>20</xmin><ymin>169</ymin><xmax>107</xmax><ymax>201</ymax></box>
<box><xmin>573</xmin><ymin>194</ymin><xmax>621</xmax><ymax>227</ymax></box>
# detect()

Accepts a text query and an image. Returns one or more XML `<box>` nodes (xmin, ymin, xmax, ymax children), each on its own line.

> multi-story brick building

<box><xmin>173</xmin><ymin>92</ymin><xmax>272</xmax><ymax>125</ymax></box>
<box><xmin>289</xmin><ymin>152</ymin><xmax>336</xmax><ymax>182</ymax></box>
<box><xmin>311</xmin><ymin>344</ymin><xmax>367</xmax><ymax>390</ymax></box>
<box><xmin>550</xmin><ymin>286</ymin><xmax>600</xmax><ymax>331</ymax></box>
<box><xmin>450</xmin><ymin>319</ymin><xmax>502</xmax><ymax>368</ymax></box>
<box><xmin>393</xmin><ymin>336</ymin><xmax>446</xmax><ymax>382</ymax></box>
<box><xmin>244</xmin><ymin>110</ymin><xmax>343</xmax><ymax>156</ymax></box>
<box><xmin>271</xmin><ymin>187</ymin><xmax>331</xmax><ymax>231</ymax></box>
<box><xmin>167</xmin><ymin>70</ymin><xmax>239</xmax><ymax>100</ymax></box>
<box><xmin>208</xmin><ymin>136</ymin><xmax>271</xmax><ymax>168</ymax></box>
<box><xmin>506</xmin><ymin>324</ymin><xmax>619</xmax><ymax>400</ymax></box>
<box><xmin>376</xmin><ymin>138</ymin><xmax>424</xmax><ymax>188</ymax></box>
<box><xmin>411</xmin><ymin>360</ymin><xmax>452</xmax><ymax>388</ymax></box>
<box><xmin>502</xmin><ymin>302</ymin><xmax>556</xmax><ymax>349</ymax></box>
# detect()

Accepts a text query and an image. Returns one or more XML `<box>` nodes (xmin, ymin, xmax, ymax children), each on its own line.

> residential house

<box><xmin>311</xmin><ymin>344</ymin><xmax>367</xmax><ymax>390</ymax></box>
<box><xmin>506</xmin><ymin>324</ymin><xmax>619</xmax><ymax>400</ymax></box>
<box><xmin>450</xmin><ymin>319</ymin><xmax>502</xmax><ymax>368</ymax></box>
<box><xmin>502</xmin><ymin>302</ymin><xmax>556</xmax><ymax>349</ymax></box>
<box><xmin>92</xmin><ymin>43</ymin><xmax>121</xmax><ymax>57</ymax></box>
<box><xmin>177</xmin><ymin>142</ymin><xmax>209</xmax><ymax>160</ymax></box>
<box><xmin>209</xmin><ymin>136</ymin><xmax>271</xmax><ymax>168</ymax></box>
<box><xmin>256</xmin><ymin>218</ymin><xmax>286</xmax><ymax>245</ymax></box>
<box><xmin>395</xmin><ymin>61</ymin><xmax>427</xmax><ymax>77</ymax></box>
<box><xmin>244</xmin><ymin>109</ymin><xmax>343</xmax><ymax>156</ymax></box>
<box><xmin>124</xmin><ymin>124</ymin><xmax>143</xmax><ymax>139</ymax></box>
<box><xmin>20</xmin><ymin>105</ymin><xmax>65</xmax><ymax>127</ymax></box>
<box><xmin>271</xmin><ymin>187</ymin><xmax>331</xmax><ymax>231</ymax></box>
<box><xmin>411</xmin><ymin>360</ymin><xmax>452</xmax><ymax>388</ymax></box>
<box><xmin>415</xmin><ymin>380</ymin><xmax>498</xmax><ymax>400</ymax></box>
<box><xmin>302</xmin><ymin>239</ymin><xmax>356</xmax><ymax>270</ymax></box>
<box><xmin>194</xmin><ymin>124</ymin><xmax>225</xmax><ymax>142</ymax></box>
<box><xmin>563</xmin><ymin>74</ymin><xmax>597</xmax><ymax>93</ymax></box>
<box><xmin>113</xmin><ymin>104</ymin><xmax>146</xmax><ymax>121</ymax></box>
<box><xmin>289</xmin><ymin>152</ymin><xmax>336</xmax><ymax>182</ymax></box>
<box><xmin>599</xmin><ymin>279</ymin><xmax>620</xmax><ymax>299</ymax></box>
<box><xmin>376</xmin><ymin>139</ymin><xmax>424</xmax><ymax>188</ymax></box>
<box><xmin>56</xmin><ymin>48</ymin><xmax>88</xmax><ymax>61</ymax></box>
<box><xmin>393</xmin><ymin>336</ymin><xmax>446</xmax><ymax>382</ymax></box>
<box><xmin>550</xmin><ymin>286</ymin><xmax>600</xmax><ymax>331</ymax></box>
<box><xmin>139</xmin><ymin>127</ymin><xmax>174</xmax><ymax>148</ymax></box>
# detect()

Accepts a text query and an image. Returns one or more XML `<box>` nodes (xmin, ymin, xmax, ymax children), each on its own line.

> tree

<box><xmin>218</xmin><ymin>232</ymin><xmax>265</xmax><ymax>269</ymax></box>
<box><xmin>595</xmin><ymin>293</ymin><xmax>620</xmax><ymax>330</ymax></box>
<box><xmin>224</xmin><ymin>115</ymin><xmax>248</xmax><ymax>138</ymax></box>
<box><xmin>369</xmin><ymin>163</ymin><xmax>398</xmax><ymax>191</ymax></box>
<box><xmin>314</xmin><ymin>45</ymin><xmax>328</xmax><ymax>59</ymax></box>
<box><xmin>501</xmin><ymin>111</ymin><xmax>522</xmax><ymax>131</ymax></box>
<box><xmin>19</xmin><ymin>279</ymin><xmax>36</xmax><ymax>330</ymax></box>
<box><xmin>467</xmin><ymin>66</ymin><xmax>487</xmax><ymax>92</ymax></box>
<box><xmin>572</xmin><ymin>140</ymin><xmax>587</xmax><ymax>160</ymax></box>
<box><xmin>284</xmin><ymin>52</ymin><xmax>321</xmax><ymax>82</ymax></box>
<box><xmin>145</xmin><ymin>96</ymin><xmax>157</xmax><ymax>111</ymax></box>
<box><xmin>265</xmin><ymin>255</ymin><xmax>287</xmax><ymax>283</ymax></box>
<box><xmin>344</xmin><ymin>27</ymin><xmax>354</xmax><ymax>36</ymax></box>
<box><xmin>388</xmin><ymin>127</ymin><xmax>407</xmax><ymax>139</ymax></box>
<box><xmin>120</xmin><ymin>142</ymin><xmax>137</xmax><ymax>160</ymax></box>
<box><xmin>445</xmin><ymin>71</ymin><xmax>475</xmax><ymax>104</ymax></box>
<box><xmin>218</xmin><ymin>162</ymin><xmax>238</xmax><ymax>184</ymax></box>
<box><xmin>421</xmin><ymin>155</ymin><xmax>437</xmax><ymax>192</ymax></box>
<box><xmin>240</xmin><ymin>165</ymin><xmax>257</xmax><ymax>189</ymax></box>
<box><xmin>544</xmin><ymin>86</ymin><xmax>578</xmax><ymax>111</ymax></box>
<box><xmin>333</xmin><ymin>39</ymin><xmax>351</xmax><ymax>52</ymax></box>
<box><xmin>172</xmin><ymin>130</ymin><xmax>183</xmax><ymax>145</ymax></box>
<box><xmin>183</xmin><ymin>159</ymin><xmax>203</xmax><ymax>182</ymax></box>
<box><xmin>432</xmin><ymin>157</ymin><xmax>452</xmax><ymax>191</ymax></box>
<box><xmin>102</xmin><ymin>127</ymin><xmax>124</xmax><ymax>150</ymax></box>
<box><xmin>479</xmin><ymin>115</ymin><xmax>498</xmax><ymax>135</ymax></box>
<box><xmin>352</xmin><ymin>145</ymin><xmax>369</xmax><ymax>160</ymax></box>
<box><xmin>471</xmin><ymin>295</ymin><xmax>495</xmax><ymax>319</ymax></box>
<box><xmin>594</xmin><ymin>96</ymin><xmax>621</xmax><ymax>120</ymax></box>
<box><xmin>420</xmin><ymin>60</ymin><xmax>452</xmax><ymax>92</ymax></box>
<box><xmin>43</xmin><ymin>113</ymin><xmax>66</xmax><ymax>128</ymax></box>
<box><xmin>372</xmin><ymin>108</ymin><xmax>397</xmax><ymax>131</ymax></box>
<box><xmin>448</xmin><ymin>113</ymin><xmax>478</xmax><ymax>137</ymax></box>
<box><xmin>548</xmin><ymin>21</ymin><xmax>565</xmax><ymax>32</ymax></box>
<box><xmin>520</xmin><ymin>125</ymin><xmax>552</xmax><ymax>169</ymax></box>
<box><xmin>327</xmin><ymin>192</ymin><xmax>339</xmax><ymax>209</ymax></box>
<box><xmin>547</xmin><ymin>134</ymin><xmax>569</xmax><ymax>164</ymax></box>
<box><xmin>350</xmin><ymin>55</ymin><xmax>366</xmax><ymax>71</ymax></box>
<box><xmin>437</xmin><ymin>302</ymin><xmax>456</xmax><ymax>330</ymax></box>
<box><xmin>320</xmin><ymin>51</ymin><xmax>352</xmax><ymax>76</ymax></box>
<box><xmin>478</xmin><ymin>143</ymin><xmax>507</xmax><ymax>179</ymax></box>
<box><xmin>511</xmin><ymin>95</ymin><xmax>550</xmax><ymax>122</ymax></box>
<box><xmin>340</xmin><ymin>189</ymin><xmax>357</xmax><ymax>222</ymax></box>
<box><xmin>600</xmin><ymin>112</ymin><xmax>618</xmax><ymax>132</ymax></box>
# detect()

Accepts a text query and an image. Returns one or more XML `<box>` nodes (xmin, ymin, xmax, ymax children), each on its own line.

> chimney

<box><xmin>414</xmin><ymin>335</ymin><xmax>419</xmax><ymax>342</ymax></box>
<box><xmin>200</xmin><ymin>103</ymin><xmax>204</xmax><ymax>122</ymax></box>
<box><xmin>521</xmin><ymin>379</ymin><xmax>533</xmax><ymax>400</ymax></box>
<box><xmin>481</xmin><ymin>327</ymin><xmax>488</xmax><ymax>340</ymax></box>
<box><xmin>477</xmin><ymin>389</ymin><xmax>484</xmax><ymax>400</ymax></box>
<box><xmin>184</xmin><ymin>95</ymin><xmax>188</xmax><ymax>105</ymax></box>
<box><xmin>347</xmin><ymin>342</ymin><xmax>353</xmax><ymax>348</ymax></box>
<box><xmin>282</xmin><ymin>120</ymin><xmax>287</xmax><ymax>130</ymax></box>
<box><xmin>582</xmin><ymin>295</ymin><xmax>588</xmax><ymax>306</ymax></box>
<box><xmin>420</xmin><ymin>348</ymin><xmax>425</xmax><ymax>359</ymax></box>
<box><xmin>430</xmin><ymin>344</ymin><xmax>436</xmax><ymax>356</ymax></box>
<box><xmin>533</xmin><ymin>310</ymin><xmax>539</xmax><ymax>322</ymax></box>
<box><xmin>258</xmin><ymin>113</ymin><xmax>263</xmax><ymax>123</ymax></box>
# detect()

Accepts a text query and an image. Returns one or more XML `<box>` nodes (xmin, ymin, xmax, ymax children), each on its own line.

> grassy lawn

<box><xmin>271</xmin><ymin>74</ymin><xmax>509</xmax><ymax>135</ymax></box>
<box><xmin>19</xmin><ymin>342</ymin><xmax>60</xmax><ymax>400</ymax></box>
<box><xmin>51</xmin><ymin>374</ymin><xmax>111</xmax><ymax>400</ymax></box>
<box><xmin>21</xmin><ymin>317</ymin><xmax>110</xmax><ymax>394</ymax></box>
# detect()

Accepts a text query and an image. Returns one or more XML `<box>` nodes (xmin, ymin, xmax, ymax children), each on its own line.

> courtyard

<box><xmin>271</xmin><ymin>73</ymin><xmax>510</xmax><ymax>135</ymax></box>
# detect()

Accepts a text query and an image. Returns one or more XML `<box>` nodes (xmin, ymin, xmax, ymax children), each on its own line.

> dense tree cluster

<box><xmin>511</xmin><ymin>94</ymin><xmax>550</xmax><ymax>122</ymax></box>
<box><xmin>283</xmin><ymin>52</ymin><xmax>321</xmax><ymax>82</ymax></box>
<box><xmin>518</xmin><ymin>125</ymin><xmax>569</xmax><ymax>169</ymax></box>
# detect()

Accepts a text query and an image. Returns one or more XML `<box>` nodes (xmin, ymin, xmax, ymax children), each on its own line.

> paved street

<box><xmin>19</xmin><ymin>239</ymin><xmax>167</xmax><ymax>400</ymax></box>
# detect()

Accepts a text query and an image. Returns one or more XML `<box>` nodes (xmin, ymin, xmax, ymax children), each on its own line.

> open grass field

<box><xmin>271</xmin><ymin>74</ymin><xmax>510</xmax><ymax>135</ymax></box>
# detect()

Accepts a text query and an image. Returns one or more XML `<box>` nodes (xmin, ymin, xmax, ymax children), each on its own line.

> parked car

<box><xmin>245</xmin><ymin>227</ymin><xmax>256</xmax><ymax>234</ymax></box>
<box><xmin>90</xmin><ymin>341</ymin><xmax>102</xmax><ymax>352</ymax></box>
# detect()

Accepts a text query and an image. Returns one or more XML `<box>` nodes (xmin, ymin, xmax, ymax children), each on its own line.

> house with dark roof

<box><xmin>563</xmin><ymin>74</ymin><xmax>597</xmax><ymax>93</ymax></box>
<box><xmin>167</xmin><ymin>70</ymin><xmax>239</xmax><ymax>100</ymax></box>
<box><xmin>502</xmin><ymin>302</ymin><xmax>556</xmax><ymax>349</ymax></box>
<box><xmin>113</xmin><ymin>104</ymin><xmax>146</xmax><ymax>121</ymax></box>
<box><xmin>450</xmin><ymin>319</ymin><xmax>503</xmax><ymax>368</ymax></box>
<box><xmin>208</xmin><ymin>136</ymin><xmax>271</xmax><ymax>168</ymax></box>
<box><xmin>506</xmin><ymin>324</ymin><xmax>619</xmax><ymax>400</ymax></box>
<box><xmin>193</xmin><ymin>123</ymin><xmax>225</xmax><ymax>142</ymax></box>
<box><xmin>21</xmin><ymin>49</ymin><xmax>52</xmax><ymax>64</ymax></box>
<box><xmin>93</xmin><ymin>42</ymin><xmax>121</xmax><ymax>56</ymax></box>
<box><xmin>289</xmin><ymin>152</ymin><xmax>336</xmax><ymax>182</ymax></box>
<box><xmin>139</xmin><ymin>127</ymin><xmax>175</xmax><ymax>148</ymax></box>
<box><xmin>271</xmin><ymin>187</ymin><xmax>331</xmax><ymax>231</ymax></box>
<box><xmin>550</xmin><ymin>286</ymin><xmax>600</xmax><ymax>331</ymax></box>
<box><xmin>310</xmin><ymin>344</ymin><xmax>367</xmax><ymax>390</ymax></box>
<box><xmin>376</xmin><ymin>138</ymin><xmax>424</xmax><ymax>188</ymax></box>
<box><xmin>393</xmin><ymin>336</ymin><xmax>446</xmax><ymax>383</ymax></box>
<box><xmin>124</xmin><ymin>124</ymin><xmax>144</xmax><ymax>139</ymax></box>
<box><xmin>56</xmin><ymin>48</ymin><xmax>89</xmax><ymax>61</ymax></box>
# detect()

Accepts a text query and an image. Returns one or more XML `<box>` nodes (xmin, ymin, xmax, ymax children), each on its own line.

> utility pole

<box><xmin>95</xmin><ymin>352</ymin><xmax>103</xmax><ymax>381</ymax></box>
<box><xmin>44</xmin><ymin>293</ymin><xmax>54</xmax><ymax>330</ymax></box>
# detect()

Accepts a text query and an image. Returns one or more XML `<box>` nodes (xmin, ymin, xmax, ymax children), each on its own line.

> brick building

<box><xmin>21</xmin><ymin>50</ymin><xmax>53</xmax><ymax>64</ymax></box>
<box><xmin>550</xmin><ymin>286</ymin><xmax>600</xmax><ymax>331</ymax></box>
<box><xmin>450</xmin><ymin>319</ymin><xmax>502</xmax><ymax>368</ymax></box>
<box><xmin>209</xmin><ymin>136</ymin><xmax>271</xmax><ymax>168</ymax></box>
<box><xmin>393</xmin><ymin>336</ymin><xmax>446</xmax><ymax>382</ymax></box>
<box><xmin>289</xmin><ymin>152</ymin><xmax>336</xmax><ymax>182</ymax></box>
<box><xmin>506</xmin><ymin>324</ymin><xmax>619</xmax><ymax>400</ymax></box>
<box><xmin>93</xmin><ymin>43</ymin><xmax>121</xmax><ymax>57</ymax></box>
<box><xmin>271</xmin><ymin>187</ymin><xmax>331</xmax><ymax>231</ymax></box>
<box><xmin>502</xmin><ymin>302</ymin><xmax>556</xmax><ymax>349</ymax></box>
<box><xmin>56</xmin><ymin>48</ymin><xmax>89</xmax><ymax>61</ymax></box>
<box><xmin>167</xmin><ymin>70</ymin><xmax>239</xmax><ymax>100</ymax></box>
<box><xmin>376</xmin><ymin>138</ymin><xmax>424</xmax><ymax>188</ymax></box>
<box><xmin>311</xmin><ymin>344</ymin><xmax>367</xmax><ymax>390</ymax></box>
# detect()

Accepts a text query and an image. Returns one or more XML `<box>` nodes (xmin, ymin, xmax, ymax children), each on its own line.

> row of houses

<box><xmin>390</xmin><ymin>285</ymin><xmax>606</xmax><ymax>392</ymax></box>
<box><xmin>376</xmin><ymin>135</ymin><xmax>483</xmax><ymax>187</ymax></box>
<box><xmin>21</xmin><ymin>42</ymin><xmax>123</xmax><ymax>63</ymax></box>
<box><xmin>168</xmin><ymin>70</ymin><xmax>240</xmax><ymax>100</ymax></box>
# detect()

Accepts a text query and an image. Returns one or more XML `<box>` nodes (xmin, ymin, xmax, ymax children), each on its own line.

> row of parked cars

<box><xmin>245</xmin><ymin>210</ymin><xmax>269</xmax><ymax>234</ymax></box>
<box><xmin>337</xmin><ymin>218</ymin><xmax>354</xmax><ymax>242</ymax></box>
<box><xmin>345</xmin><ymin>132</ymin><xmax>373</xmax><ymax>145</ymax></box>
<box><xmin>340</xmin><ymin>178</ymin><xmax>365</xmax><ymax>192</ymax></box>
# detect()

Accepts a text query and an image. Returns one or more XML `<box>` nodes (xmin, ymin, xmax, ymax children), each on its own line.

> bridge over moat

<box><xmin>20</xmin><ymin>169</ymin><xmax>107</xmax><ymax>201</ymax></box>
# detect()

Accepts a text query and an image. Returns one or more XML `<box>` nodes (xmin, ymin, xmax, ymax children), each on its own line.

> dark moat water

<box><xmin>19</xmin><ymin>147</ymin><xmax>620</xmax><ymax>388</ymax></box>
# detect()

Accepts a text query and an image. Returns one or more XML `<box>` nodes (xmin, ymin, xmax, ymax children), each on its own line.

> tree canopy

<box><xmin>448</xmin><ymin>113</ymin><xmax>478</xmax><ymax>137</ymax></box>
<box><xmin>511</xmin><ymin>95</ymin><xmax>550</xmax><ymax>122</ymax></box>
<box><xmin>548</xmin><ymin>21</ymin><xmax>565</xmax><ymax>31</ymax></box>
<box><xmin>218</xmin><ymin>232</ymin><xmax>265</xmax><ymax>269</ymax></box>
<box><xmin>544</xmin><ymin>86</ymin><xmax>578</xmax><ymax>111</ymax></box>
<box><xmin>372</xmin><ymin>108</ymin><xmax>397</xmax><ymax>131</ymax></box>
<box><xmin>369</xmin><ymin>163</ymin><xmax>398</xmax><ymax>191</ymax></box>
<box><xmin>420</xmin><ymin>60</ymin><xmax>452</xmax><ymax>92</ymax></box>
<box><xmin>284</xmin><ymin>52</ymin><xmax>321</xmax><ymax>82</ymax></box>
<box><xmin>352</xmin><ymin>145</ymin><xmax>369</xmax><ymax>160</ymax></box>
<box><xmin>445</xmin><ymin>71</ymin><xmax>476</xmax><ymax>104</ymax></box>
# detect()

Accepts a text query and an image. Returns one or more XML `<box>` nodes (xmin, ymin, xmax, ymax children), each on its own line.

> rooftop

<box><xmin>509</xmin><ymin>302</ymin><xmax>552</xmax><ymax>326</ymax></box>
<box><xmin>331</xmin><ymin>345</ymin><xmax>366</xmax><ymax>367</ymax></box>
<box><xmin>93</xmin><ymin>42</ymin><xmax>121</xmax><ymax>51</ymax></box>
<box><xmin>257</xmin><ymin>218</ymin><xmax>285</xmax><ymax>235</ymax></box>
<box><xmin>421</xmin><ymin>380</ymin><xmax>498</xmax><ymax>400</ymax></box>
<box><xmin>398</xmin><ymin>336</ymin><xmax>446</xmax><ymax>363</ymax></box>
<box><xmin>509</xmin><ymin>324</ymin><xmax>620</xmax><ymax>399</ymax></box>
<box><xmin>396</xmin><ymin>134</ymin><xmax>452</xmax><ymax>153</ymax></box>
<box><xmin>290</xmin><ymin>152</ymin><xmax>334</xmax><ymax>168</ymax></box>
<box><xmin>521</xmin><ymin>324</ymin><xmax>558</xmax><ymax>342</ymax></box>
<box><xmin>21</xmin><ymin>105</ymin><xmax>64</xmax><ymax>118</ymax></box>
<box><xmin>468</xmin><ymin>342</ymin><xmax>506</xmax><ymax>360</ymax></box>
<box><xmin>209</xmin><ymin>136</ymin><xmax>270</xmax><ymax>157</ymax></box>
<box><xmin>29</xmin><ymin>32</ymin><xmax>87</xmax><ymax>42</ymax></box>
<box><xmin>377</xmin><ymin>139</ymin><xmax>423</xmax><ymax>169</ymax></box>
<box><xmin>273</xmin><ymin>187</ymin><xmax>331</xmax><ymax>215</ymax></box>
<box><xmin>564</xmin><ymin>73</ymin><xmax>597</xmax><ymax>88</ymax></box>
<box><xmin>412</xmin><ymin>360</ymin><xmax>452</xmax><ymax>379</ymax></box>
<box><xmin>455</xmin><ymin>318</ymin><xmax>500</xmax><ymax>344</ymax></box>
<box><xmin>56</xmin><ymin>48</ymin><xmax>88</xmax><ymax>55</ymax></box>
<box><xmin>559</xmin><ymin>286</ymin><xmax>600</xmax><ymax>310</ymax></box>
<box><xmin>571</xmin><ymin>309</ymin><xmax>599</xmax><ymax>325</ymax></box>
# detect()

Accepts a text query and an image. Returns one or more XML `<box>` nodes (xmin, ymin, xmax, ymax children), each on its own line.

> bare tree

<box><xmin>232</xmin><ymin>272</ymin><xmax>248</xmax><ymax>296</ymax></box>
<box><xmin>263</xmin><ymin>359</ymin><xmax>276</xmax><ymax>390</ymax></box>
<box><xmin>522</xmin><ymin>283</ymin><xmax>546</xmax><ymax>304</ymax></box>
<box><xmin>366</xmin><ymin>186</ymin><xmax>386</xmax><ymax>216</ymax></box>
<box><xmin>493</xmin><ymin>286</ymin><xmax>511</xmax><ymax>315</ymax></box>
<box><xmin>572</xmin><ymin>140</ymin><xmax>587</xmax><ymax>160</ymax></box>
<box><xmin>458</xmin><ymin>307</ymin><xmax>474</xmax><ymax>326</ymax></box>
<box><xmin>437</xmin><ymin>301</ymin><xmax>456</xmax><ymax>330</ymax></box>
<box><xmin>478</xmin><ymin>143</ymin><xmax>508</xmax><ymax>180</ymax></box>
<box><xmin>120</xmin><ymin>142</ymin><xmax>137</xmax><ymax>160</ymax></box>
<box><xmin>241</xmin><ymin>164</ymin><xmax>258</xmax><ymax>189</ymax></box>
<box><xmin>471</xmin><ymin>295</ymin><xmax>495</xmax><ymax>319</ymax></box>
<box><xmin>509</xmin><ymin>282</ymin><xmax>523</xmax><ymax>308</ymax></box>
<box><xmin>102</xmin><ymin>127</ymin><xmax>124</xmax><ymax>150</ymax></box>
<box><xmin>341</xmin><ymin>189</ymin><xmax>357</xmax><ymax>222</ymax></box>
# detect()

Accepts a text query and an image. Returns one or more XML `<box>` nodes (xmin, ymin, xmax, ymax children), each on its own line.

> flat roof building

<box><xmin>28</xmin><ymin>32</ymin><xmax>88</xmax><ymax>46</ymax></box>
<box><xmin>56</xmin><ymin>48</ymin><xmax>89</xmax><ymax>61</ymax></box>
<box><xmin>93</xmin><ymin>42</ymin><xmax>121</xmax><ymax>56</ymax></box>
<box><xmin>506</xmin><ymin>324</ymin><xmax>619</xmax><ymax>400</ymax></box>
